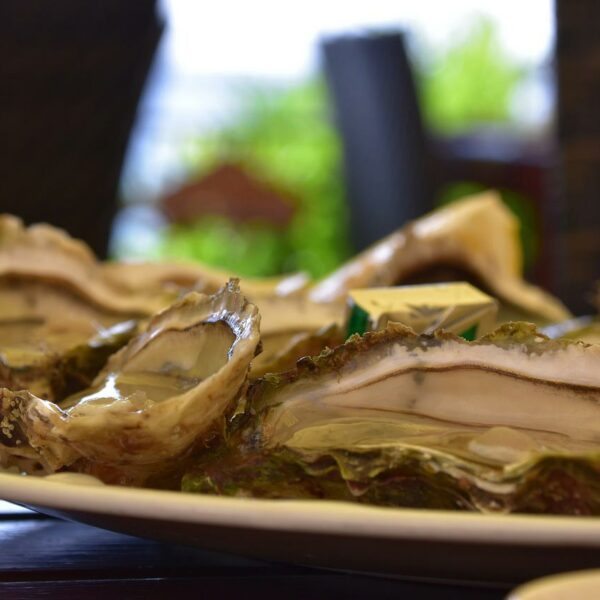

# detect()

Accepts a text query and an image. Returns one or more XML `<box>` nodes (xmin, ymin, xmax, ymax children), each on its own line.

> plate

<box><xmin>1</xmin><ymin>471</ymin><xmax>599</xmax><ymax>585</ymax></box>
<box><xmin>508</xmin><ymin>569</ymin><xmax>600</xmax><ymax>600</ymax></box>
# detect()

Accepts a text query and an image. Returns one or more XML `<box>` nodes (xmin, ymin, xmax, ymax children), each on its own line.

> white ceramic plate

<box><xmin>508</xmin><ymin>569</ymin><xmax>600</xmax><ymax>600</ymax></box>
<box><xmin>1</xmin><ymin>470</ymin><xmax>599</xmax><ymax>585</ymax></box>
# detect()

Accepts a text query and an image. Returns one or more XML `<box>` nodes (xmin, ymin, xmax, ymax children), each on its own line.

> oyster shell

<box><xmin>0</xmin><ymin>215</ymin><xmax>178</xmax><ymax>401</ymax></box>
<box><xmin>250</xmin><ymin>323</ymin><xmax>345</xmax><ymax>378</ymax></box>
<box><xmin>0</xmin><ymin>281</ymin><xmax>260</xmax><ymax>484</ymax></box>
<box><xmin>184</xmin><ymin>323</ymin><xmax>600</xmax><ymax>514</ymax></box>
<box><xmin>0</xmin><ymin>213</ymin><xmax>306</xmax><ymax>323</ymax></box>
<box><xmin>0</xmin><ymin>215</ymin><xmax>317</xmax><ymax>388</ymax></box>
<box><xmin>101</xmin><ymin>260</ymin><xmax>310</xmax><ymax>301</ymax></box>
<box><xmin>309</xmin><ymin>192</ymin><xmax>570</xmax><ymax>326</ymax></box>
<box><xmin>0</xmin><ymin>214</ymin><xmax>176</xmax><ymax>316</ymax></box>
<box><xmin>100</xmin><ymin>264</ymin><xmax>319</xmax><ymax>378</ymax></box>
<box><xmin>0</xmin><ymin>318</ymin><xmax>138</xmax><ymax>402</ymax></box>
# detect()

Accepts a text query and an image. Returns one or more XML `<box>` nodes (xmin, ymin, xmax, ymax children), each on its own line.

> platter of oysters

<box><xmin>1</xmin><ymin>191</ymin><xmax>599</xmax><ymax>583</ymax></box>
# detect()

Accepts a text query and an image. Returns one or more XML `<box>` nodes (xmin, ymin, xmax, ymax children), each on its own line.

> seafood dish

<box><xmin>1</xmin><ymin>192</ymin><xmax>598</xmax><ymax>515</ymax></box>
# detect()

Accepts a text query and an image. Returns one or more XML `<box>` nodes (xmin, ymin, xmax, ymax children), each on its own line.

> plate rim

<box><xmin>1</xmin><ymin>472</ymin><xmax>600</xmax><ymax>547</ymax></box>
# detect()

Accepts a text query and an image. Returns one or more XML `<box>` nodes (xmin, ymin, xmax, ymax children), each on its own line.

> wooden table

<box><xmin>0</xmin><ymin>501</ymin><xmax>508</xmax><ymax>599</ymax></box>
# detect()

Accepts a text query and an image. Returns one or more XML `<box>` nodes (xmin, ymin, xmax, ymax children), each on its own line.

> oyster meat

<box><xmin>184</xmin><ymin>323</ymin><xmax>600</xmax><ymax>514</ymax></box>
<box><xmin>0</xmin><ymin>281</ymin><xmax>260</xmax><ymax>485</ymax></box>
<box><xmin>250</xmin><ymin>296</ymin><xmax>344</xmax><ymax>377</ymax></box>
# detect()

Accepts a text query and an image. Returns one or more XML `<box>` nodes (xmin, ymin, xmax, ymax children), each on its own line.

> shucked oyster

<box><xmin>0</xmin><ymin>214</ymin><xmax>314</xmax><ymax>388</ymax></box>
<box><xmin>184</xmin><ymin>323</ymin><xmax>600</xmax><ymax>514</ymax></box>
<box><xmin>0</xmin><ymin>214</ymin><xmax>176</xmax><ymax>317</ymax></box>
<box><xmin>101</xmin><ymin>260</ymin><xmax>310</xmax><ymax>302</ymax></box>
<box><xmin>0</xmin><ymin>281</ymin><xmax>260</xmax><ymax>484</ymax></box>
<box><xmin>0</xmin><ymin>318</ymin><xmax>138</xmax><ymax>403</ymax></box>
<box><xmin>246</xmin><ymin>192</ymin><xmax>572</xmax><ymax>375</ymax></box>
<box><xmin>309</xmin><ymin>192</ymin><xmax>570</xmax><ymax>326</ymax></box>
<box><xmin>249</xmin><ymin>296</ymin><xmax>344</xmax><ymax>377</ymax></box>
<box><xmin>0</xmin><ymin>215</ymin><xmax>179</xmax><ymax>400</ymax></box>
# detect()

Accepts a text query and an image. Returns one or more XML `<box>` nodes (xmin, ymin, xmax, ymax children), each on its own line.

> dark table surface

<box><xmin>0</xmin><ymin>501</ymin><xmax>511</xmax><ymax>600</ymax></box>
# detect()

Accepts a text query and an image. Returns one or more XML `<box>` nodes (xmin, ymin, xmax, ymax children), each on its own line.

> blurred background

<box><xmin>1</xmin><ymin>0</ymin><xmax>598</xmax><ymax>312</ymax></box>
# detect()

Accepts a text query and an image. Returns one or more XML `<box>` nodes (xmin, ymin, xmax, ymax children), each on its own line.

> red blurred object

<box><xmin>161</xmin><ymin>163</ymin><xmax>296</xmax><ymax>227</ymax></box>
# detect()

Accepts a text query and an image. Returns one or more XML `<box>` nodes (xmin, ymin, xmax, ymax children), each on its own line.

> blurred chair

<box><xmin>0</xmin><ymin>1</ymin><xmax>162</xmax><ymax>257</ymax></box>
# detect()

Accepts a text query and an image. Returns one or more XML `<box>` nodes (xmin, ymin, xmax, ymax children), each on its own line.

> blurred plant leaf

<box><xmin>163</xmin><ymin>80</ymin><xmax>350</xmax><ymax>278</ymax></box>
<box><xmin>415</xmin><ymin>17</ymin><xmax>523</xmax><ymax>134</ymax></box>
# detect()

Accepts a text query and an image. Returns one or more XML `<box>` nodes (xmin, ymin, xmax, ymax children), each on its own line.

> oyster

<box><xmin>184</xmin><ymin>323</ymin><xmax>600</xmax><ymax>514</ymax></box>
<box><xmin>250</xmin><ymin>323</ymin><xmax>345</xmax><ymax>378</ymax></box>
<box><xmin>102</xmin><ymin>260</ymin><xmax>310</xmax><ymax>301</ymax></box>
<box><xmin>100</xmin><ymin>262</ymin><xmax>335</xmax><ymax>378</ymax></box>
<box><xmin>0</xmin><ymin>318</ymin><xmax>138</xmax><ymax>402</ymax></box>
<box><xmin>0</xmin><ymin>214</ymin><xmax>175</xmax><ymax>316</ymax></box>
<box><xmin>101</xmin><ymin>264</ymin><xmax>322</xmax><ymax>378</ymax></box>
<box><xmin>309</xmin><ymin>192</ymin><xmax>570</xmax><ymax>326</ymax></box>
<box><xmin>0</xmin><ymin>214</ymin><xmax>318</xmax><ymax>389</ymax></box>
<box><xmin>248</xmin><ymin>193</ymin><xmax>571</xmax><ymax>367</ymax></box>
<box><xmin>0</xmin><ymin>215</ymin><xmax>182</xmax><ymax>400</ymax></box>
<box><xmin>250</xmin><ymin>295</ymin><xmax>344</xmax><ymax>377</ymax></box>
<box><xmin>0</xmin><ymin>281</ymin><xmax>260</xmax><ymax>484</ymax></box>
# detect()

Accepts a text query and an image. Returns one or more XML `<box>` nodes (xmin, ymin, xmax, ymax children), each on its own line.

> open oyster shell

<box><xmin>309</xmin><ymin>192</ymin><xmax>570</xmax><ymax>326</ymax></box>
<box><xmin>0</xmin><ymin>318</ymin><xmax>138</xmax><ymax>402</ymax></box>
<box><xmin>0</xmin><ymin>214</ymin><xmax>176</xmax><ymax>316</ymax></box>
<box><xmin>250</xmin><ymin>323</ymin><xmax>345</xmax><ymax>378</ymax></box>
<box><xmin>101</xmin><ymin>260</ymin><xmax>310</xmax><ymax>301</ymax></box>
<box><xmin>184</xmin><ymin>323</ymin><xmax>600</xmax><ymax>514</ymax></box>
<box><xmin>0</xmin><ymin>215</ymin><xmax>299</xmax><ymax>396</ymax></box>
<box><xmin>0</xmin><ymin>215</ymin><xmax>180</xmax><ymax>400</ymax></box>
<box><xmin>246</xmin><ymin>192</ymin><xmax>572</xmax><ymax>375</ymax></box>
<box><xmin>0</xmin><ymin>281</ymin><xmax>260</xmax><ymax>484</ymax></box>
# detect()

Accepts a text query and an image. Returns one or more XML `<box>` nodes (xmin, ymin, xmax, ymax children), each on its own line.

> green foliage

<box><xmin>163</xmin><ymin>80</ymin><xmax>350</xmax><ymax>278</ymax></box>
<box><xmin>415</xmin><ymin>18</ymin><xmax>523</xmax><ymax>134</ymax></box>
<box><xmin>157</xmin><ymin>17</ymin><xmax>526</xmax><ymax>277</ymax></box>
<box><xmin>160</xmin><ymin>216</ymin><xmax>290</xmax><ymax>277</ymax></box>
